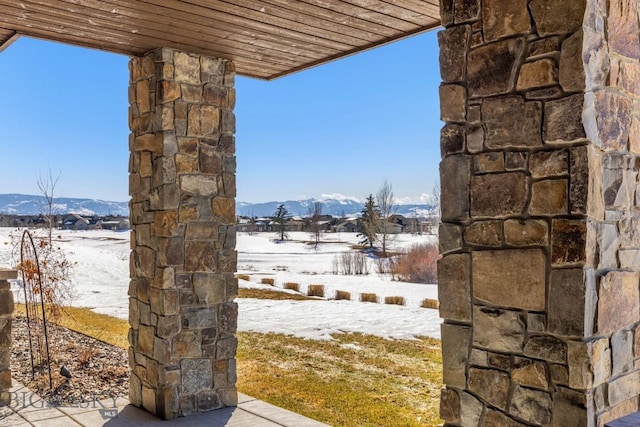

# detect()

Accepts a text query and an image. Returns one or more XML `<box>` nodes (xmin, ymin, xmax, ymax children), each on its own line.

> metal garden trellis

<box><xmin>19</xmin><ymin>229</ymin><xmax>52</xmax><ymax>390</ymax></box>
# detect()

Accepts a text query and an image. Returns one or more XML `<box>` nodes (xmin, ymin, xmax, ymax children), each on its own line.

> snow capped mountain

<box><xmin>0</xmin><ymin>193</ymin><xmax>437</xmax><ymax>219</ymax></box>
<box><xmin>236</xmin><ymin>193</ymin><xmax>438</xmax><ymax>217</ymax></box>
<box><xmin>0</xmin><ymin>194</ymin><xmax>129</xmax><ymax>216</ymax></box>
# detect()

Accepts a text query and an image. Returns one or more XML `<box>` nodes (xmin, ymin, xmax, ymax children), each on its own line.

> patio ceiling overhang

<box><xmin>0</xmin><ymin>0</ymin><xmax>440</xmax><ymax>80</ymax></box>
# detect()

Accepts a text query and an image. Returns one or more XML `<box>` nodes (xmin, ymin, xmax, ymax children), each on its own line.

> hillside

<box><xmin>0</xmin><ymin>193</ymin><xmax>439</xmax><ymax>218</ymax></box>
<box><xmin>0</xmin><ymin>194</ymin><xmax>129</xmax><ymax>216</ymax></box>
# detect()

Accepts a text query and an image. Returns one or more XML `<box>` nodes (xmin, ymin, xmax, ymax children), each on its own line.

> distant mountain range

<box><xmin>0</xmin><ymin>194</ymin><xmax>129</xmax><ymax>216</ymax></box>
<box><xmin>236</xmin><ymin>194</ymin><xmax>439</xmax><ymax>218</ymax></box>
<box><xmin>0</xmin><ymin>193</ymin><xmax>439</xmax><ymax>219</ymax></box>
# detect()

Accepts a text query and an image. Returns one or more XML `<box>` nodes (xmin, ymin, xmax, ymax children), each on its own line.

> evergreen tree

<box><xmin>273</xmin><ymin>204</ymin><xmax>289</xmax><ymax>241</ymax></box>
<box><xmin>358</xmin><ymin>194</ymin><xmax>380</xmax><ymax>248</ymax></box>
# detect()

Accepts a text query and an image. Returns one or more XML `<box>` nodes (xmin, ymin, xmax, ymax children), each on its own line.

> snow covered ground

<box><xmin>0</xmin><ymin>229</ymin><xmax>442</xmax><ymax>340</ymax></box>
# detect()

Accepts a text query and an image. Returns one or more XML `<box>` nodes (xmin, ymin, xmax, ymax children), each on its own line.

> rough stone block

<box><xmin>473</xmin><ymin>306</ymin><xmax>525</xmax><ymax>353</ymax></box>
<box><xmin>509</xmin><ymin>386</ymin><xmax>552</xmax><ymax>425</ymax></box>
<box><xmin>460</xmin><ymin>392</ymin><xmax>483</xmax><ymax>426</ymax></box>
<box><xmin>549</xmin><ymin>269</ymin><xmax>588</xmax><ymax>336</ymax></box>
<box><xmin>468</xmin><ymin>39</ymin><xmax>525</xmax><ymax>97</ymax></box>
<box><xmin>440</xmin><ymin>155</ymin><xmax>470</xmax><ymax>221</ymax></box>
<box><xmin>524</xmin><ymin>335</ymin><xmax>567</xmax><ymax>364</ymax></box>
<box><xmin>608</xmin><ymin>0</ymin><xmax>640</xmax><ymax>59</ymax></box>
<box><xmin>544</xmin><ymin>94</ymin><xmax>586</xmax><ymax>143</ymax></box>
<box><xmin>468</xmin><ymin>367</ymin><xmax>509</xmax><ymax>409</ymax></box>
<box><xmin>439</xmin><ymin>223</ymin><xmax>462</xmax><ymax>254</ymax></box>
<box><xmin>440</xmin><ymin>388</ymin><xmax>460</xmax><ymax>424</ymax></box>
<box><xmin>597</xmin><ymin>271</ymin><xmax>639</xmax><ymax>335</ymax></box>
<box><xmin>529</xmin><ymin>0</ymin><xmax>586</xmax><ymax>36</ymax></box>
<box><xmin>530</xmin><ymin>150</ymin><xmax>568</xmax><ymax>178</ymax></box>
<box><xmin>181</xmin><ymin>359</ymin><xmax>212</xmax><ymax>394</ymax></box>
<box><xmin>441</xmin><ymin>124</ymin><xmax>465</xmax><ymax>155</ymax></box>
<box><xmin>471</xmin><ymin>172</ymin><xmax>528</xmax><ymax>217</ymax></box>
<box><xmin>608</xmin><ymin>370</ymin><xmax>640</xmax><ymax>407</ymax></box>
<box><xmin>505</xmin><ymin>152</ymin><xmax>527</xmax><ymax>170</ymax></box>
<box><xmin>551</xmin><ymin>219</ymin><xmax>586</xmax><ymax>266</ymax></box>
<box><xmin>439</xmin><ymin>84</ymin><xmax>466</xmax><ymax>122</ymax></box>
<box><xmin>552</xmin><ymin>387</ymin><xmax>588</xmax><ymax>427</ymax></box>
<box><xmin>464</xmin><ymin>220</ymin><xmax>502</xmax><ymax>246</ymax></box>
<box><xmin>560</xmin><ymin>31</ymin><xmax>586</xmax><ymax>93</ymax></box>
<box><xmin>474</xmin><ymin>152</ymin><xmax>504</xmax><ymax>173</ymax></box>
<box><xmin>485</xmin><ymin>409</ymin><xmax>528</xmax><ymax>426</ymax></box>
<box><xmin>437</xmin><ymin>254</ymin><xmax>471</xmax><ymax>322</ymax></box>
<box><xmin>593</xmin><ymin>90</ymin><xmax>633</xmax><ymax>150</ymax></box>
<box><xmin>504</xmin><ymin>219</ymin><xmax>548</xmax><ymax>246</ymax></box>
<box><xmin>512</xmin><ymin>359</ymin><xmax>548</xmax><ymax>391</ymax></box>
<box><xmin>483</xmin><ymin>96</ymin><xmax>542</xmax><ymax>148</ymax></box>
<box><xmin>517</xmin><ymin>58</ymin><xmax>558</xmax><ymax>90</ymax></box>
<box><xmin>569</xmin><ymin>146</ymin><xmax>589</xmax><ymax>214</ymax></box>
<box><xmin>438</xmin><ymin>26</ymin><xmax>470</xmax><ymax>83</ymax></box>
<box><xmin>530</xmin><ymin>179</ymin><xmax>568</xmax><ymax>215</ymax></box>
<box><xmin>472</xmin><ymin>249</ymin><xmax>546</xmax><ymax>311</ymax></box>
<box><xmin>568</xmin><ymin>339</ymin><xmax>610</xmax><ymax>389</ymax></box>
<box><xmin>441</xmin><ymin>323</ymin><xmax>471</xmax><ymax>388</ymax></box>
<box><xmin>612</xmin><ymin>329</ymin><xmax>634</xmax><ymax>377</ymax></box>
<box><xmin>481</xmin><ymin>0</ymin><xmax>530</xmax><ymax>42</ymax></box>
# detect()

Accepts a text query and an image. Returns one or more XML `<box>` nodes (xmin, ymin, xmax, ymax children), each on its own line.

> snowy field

<box><xmin>0</xmin><ymin>229</ymin><xmax>442</xmax><ymax>340</ymax></box>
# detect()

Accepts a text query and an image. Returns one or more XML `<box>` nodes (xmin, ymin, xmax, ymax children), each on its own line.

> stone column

<box><xmin>0</xmin><ymin>269</ymin><xmax>17</xmax><ymax>405</ymax></box>
<box><xmin>128</xmin><ymin>48</ymin><xmax>237</xmax><ymax>420</ymax></box>
<box><xmin>438</xmin><ymin>1</ymin><xmax>640</xmax><ymax>426</ymax></box>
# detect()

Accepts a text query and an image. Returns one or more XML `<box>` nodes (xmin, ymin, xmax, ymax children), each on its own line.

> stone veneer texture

<box><xmin>439</xmin><ymin>0</ymin><xmax>640</xmax><ymax>426</ymax></box>
<box><xmin>128</xmin><ymin>48</ymin><xmax>238</xmax><ymax>419</ymax></box>
<box><xmin>0</xmin><ymin>270</ymin><xmax>16</xmax><ymax>406</ymax></box>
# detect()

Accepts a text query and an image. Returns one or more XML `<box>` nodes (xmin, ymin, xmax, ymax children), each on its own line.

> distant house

<box><xmin>62</xmin><ymin>214</ymin><xmax>90</xmax><ymax>230</ymax></box>
<box><xmin>334</xmin><ymin>220</ymin><xmax>358</xmax><ymax>233</ymax></box>
<box><xmin>100</xmin><ymin>217</ymin><xmax>130</xmax><ymax>231</ymax></box>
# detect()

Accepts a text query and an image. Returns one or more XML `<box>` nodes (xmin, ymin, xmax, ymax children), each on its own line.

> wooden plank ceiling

<box><xmin>0</xmin><ymin>0</ymin><xmax>440</xmax><ymax>80</ymax></box>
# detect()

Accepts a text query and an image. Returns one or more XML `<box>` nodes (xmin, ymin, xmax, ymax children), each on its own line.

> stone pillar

<box><xmin>0</xmin><ymin>269</ymin><xmax>17</xmax><ymax>405</ymax></box>
<box><xmin>438</xmin><ymin>1</ymin><xmax>640</xmax><ymax>425</ymax></box>
<box><xmin>128</xmin><ymin>48</ymin><xmax>238</xmax><ymax>420</ymax></box>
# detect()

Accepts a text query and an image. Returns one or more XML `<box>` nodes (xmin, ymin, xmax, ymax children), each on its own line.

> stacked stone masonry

<box><xmin>439</xmin><ymin>0</ymin><xmax>640</xmax><ymax>426</ymax></box>
<box><xmin>128</xmin><ymin>48</ymin><xmax>237</xmax><ymax>420</ymax></box>
<box><xmin>0</xmin><ymin>269</ymin><xmax>16</xmax><ymax>406</ymax></box>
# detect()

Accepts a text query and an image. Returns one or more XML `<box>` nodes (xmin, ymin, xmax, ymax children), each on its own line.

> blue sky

<box><xmin>0</xmin><ymin>30</ymin><xmax>441</xmax><ymax>203</ymax></box>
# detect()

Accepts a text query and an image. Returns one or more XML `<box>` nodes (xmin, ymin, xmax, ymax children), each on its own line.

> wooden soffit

<box><xmin>0</xmin><ymin>0</ymin><xmax>440</xmax><ymax>80</ymax></box>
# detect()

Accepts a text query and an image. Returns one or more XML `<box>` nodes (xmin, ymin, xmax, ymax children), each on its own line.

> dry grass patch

<box><xmin>334</xmin><ymin>290</ymin><xmax>351</xmax><ymax>301</ymax></box>
<box><xmin>360</xmin><ymin>293</ymin><xmax>378</xmax><ymax>303</ymax></box>
<box><xmin>237</xmin><ymin>331</ymin><xmax>443</xmax><ymax>427</ymax></box>
<box><xmin>261</xmin><ymin>277</ymin><xmax>275</xmax><ymax>286</ymax></box>
<box><xmin>307</xmin><ymin>284</ymin><xmax>325</xmax><ymax>297</ymax></box>
<box><xmin>14</xmin><ymin>304</ymin><xmax>128</xmax><ymax>349</ymax></box>
<box><xmin>238</xmin><ymin>288</ymin><xmax>313</xmax><ymax>301</ymax></box>
<box><xmin>236</xmin><ymin>274</ymin><xmax>251</xmax><ymax>281</ymax></box>
<box><xmin>24</xmin><ymin>306</ymin><xmax>444</xmax><ymax>426</ymax></box>
<box><xmin>283</xmin><ymin>282</ymin><xmax>300</xmax><ymax>292</ymax></box>
<box><xmin>384</xmin><ymin>296</ymin><xmax>406</xmax><ymax>306</ymax></box>
<box><xmin>421</xmin><ymin>299</ymin><xmax>440</xmax><ymax>310</ymax></box>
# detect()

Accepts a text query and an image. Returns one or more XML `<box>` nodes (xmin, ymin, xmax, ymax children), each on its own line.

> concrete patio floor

<box><xmin>0</xmin><ymin>381</ymin><xmax>330</xmax><ymax>426</ymax></box>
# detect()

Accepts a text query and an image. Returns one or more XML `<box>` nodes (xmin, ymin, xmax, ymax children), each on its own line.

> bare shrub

<box><xmin>334</xmin><ymin>290</ymin><xmax>351</xmax><ymax>301</ymax></box>
<box><xmin>307</xmin><ymin>284</ymin><xmax>325</xmax><ymax>297</ymax></box>
<box><xmin>237</xmin><ymin>274</ymin><xmax>250</xmax><ymax>281</ymax></box>
<box><xmin>284</xmin><ymin>282</ymin><xmax>300</xmax><ymax>292</ymax></box>
<box><xmin>261</xmin><ymin>278</ymin><xmax>275</xmax><ymax>286</ymax></box>
<box><xmin>375</xmin><ymin>256</ymin><xmax>398</xmax><ymax>275</ymax></box>
<box><xmin>360</xmin><ymin>293</ymin><xmax>378</xmax><ymax>303</ymax></box>
<box><xmin>421</xmin><ymin>298</ymin><xmax>440</xmax><ymax>309</ymax></box>
<box><xmin>392</xmin><ymin>243</ymin><xmax>439</xmax><ymax>283</ymax></box>
<box><xmin>333</xmin><ymin>251</ymin><xmax>370</xmax><ymax>275</ymax></box>
<box><xmin>384</xmin><ymin>296</ymin><xmax>406</xmax><ymax>306</ymax></box>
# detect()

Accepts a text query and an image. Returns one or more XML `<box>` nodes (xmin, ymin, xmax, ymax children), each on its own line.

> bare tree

<box><xmin>37</xmin><ymin>168</ymin><xmax>62</xmax><ymax>245</ymax></box>
<box><xmin>376</xmin><ymin>180</ymin><xmax>396</xmax><ymax>255</ymax></box>
<box><xmin>307</xmin><ymin>201</ymin><xmax>323</xmax><ymax>247</ymax></box>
